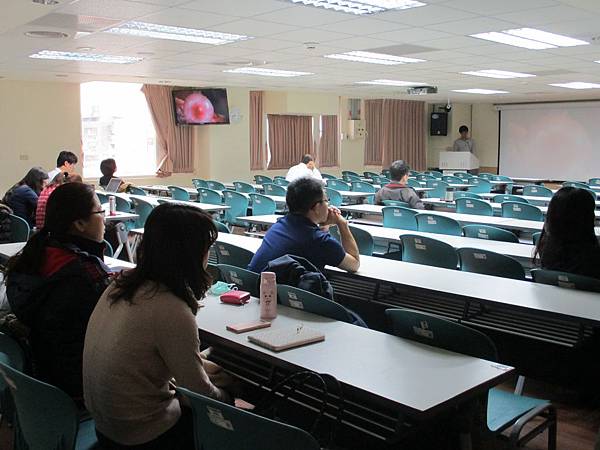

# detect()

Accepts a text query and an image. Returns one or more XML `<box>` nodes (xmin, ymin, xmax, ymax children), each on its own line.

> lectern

<box><xmin>439</xmin><ymin>151</ymin><xmax>479</xmax><ymax>171</ymax></box>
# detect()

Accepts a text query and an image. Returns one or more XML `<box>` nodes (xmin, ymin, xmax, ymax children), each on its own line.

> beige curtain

<box><xmin>141</xmin><ymin>84</ymin><xmax>195</xmax><ymax>175</ymax></box>
<box><xmin>249</xmin><ymin>91</ymin><xmax>265</xmax><ymax>170</ymax></box>
<box><xmin>382</xmin><ymin>99</ymin><xmax>426</xmax><ymax>170</ymax></box>
<box><xmin>318</xmin><ymin>115</ymin><xmax>339</xmax><ymax>167</ymax></box>
<box><xmin>267</xmin><ymin>114</ymin><xmax>314</xmax><ymax>170</ymax></box>
<box><xmin>364</xmin><ymin>99</ymin><xmax>384</xmax><ymax>165</ymax></box>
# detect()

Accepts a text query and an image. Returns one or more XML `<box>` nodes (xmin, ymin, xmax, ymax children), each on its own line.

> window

<box><xmin>81</xmin><ymin>81</ymin><xmax>156</xmax><ymax>178</ymax></box>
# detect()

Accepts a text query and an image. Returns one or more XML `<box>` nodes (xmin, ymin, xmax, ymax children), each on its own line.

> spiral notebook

<box><xmin>248</xmin><ymin>326</ymin><xmax>325</xmax><ymax>352</ymax></box>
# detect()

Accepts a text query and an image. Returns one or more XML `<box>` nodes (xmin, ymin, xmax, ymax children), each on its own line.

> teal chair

<box><xmin>198</xmin><ymin>188</ymin><xmax>223</xmax><ymax>205</ymax></box>
<box><xmin>501</xmin><ymin>202</ymin><xmax>544</xmax><ymax>222</ymax></box>
<box><xmin>532</xmin><ymin>231</ymin><xmax>541</xmax><ymax>246</ymax></box>
<box><xmin>400</xmin><ymin>234</ymin><xmax>458</xmax><ymax>269</ymax></box>
<box><xmin>214</xmin><ymin>241</ymin><xmax>254</xmax><ymax>268</ymax></box>
<box><xmin>425</xmin><ymin>170</ymin><xmax>443</xmax><ymax>178</ymax></box>
<box><xmin>379</xmin><ymin>177</ymin><xmax>391</xmax><ymax>184</ymax></box>
<box><xmin>381</xmin><ymin>169</ymin><xmax>391</xmax><ymax>178</ymax></box>
<box><xmin>0</xmin><ymin>360</ymin><xmax>99</xmax><ymax>450</ymax></box>
<box><xmin>416</xmin><ymin>213</ymin><xmax>461</xmax><ymax>236</ymax></box>
<box><xmin>217</xmin><ymin>264</ymin><xmax>260</xmax><ymax>297</ymax></box>
<box><xmin>330</xmin><ymin>225</ymin><xmax>373</xmax><ymax>256</ymax></box>
<box><xmin>233</xmin><ymin>181</ymin><xmax>255</xmax><ymax>194</ymax></box>
<box><xmin>176</xmin><ymin>387</ymin><xmax>320</xmax><ymax>450</ymax></box>
<box><xmin>254</xmin><ymin>175</ymin><xmax>273</xmax><ymax>185</ymax></box>
<box><xmin>342</xmin><ymin>170</ymin><xmax>360</xmax><ymax>178</ymax></box>
<box><xmin>467</xmin><ymin>177</ymin><xmax>492</xmax><ymax>194</ymax></box>
<box><xmin>8</xmin><ymin>214</ymin><xmax>30</xmax><ymax>243</ymax></box>
<box><xmin>0</xmin><ymin>333</ymin><xmax>25</xmax><ymax>429</ymax></box>
<box><xmin>192</xmin><ymin>179</ymin><xmax>208</xmax><ymax>189</ymax></box>
<box><xmin>351</xmin><ymin>181</ymin><xmax>376</xmax><ymax>193</ymax></box>
<box><xmin>407</xmin><ymin>178</ymin><xmax>422</xmax><ymax>188</ymax></box>
<box><xmin>563</xmin><ymin>181</ymin><xmax>590</xmax><ymax>189</ymax></box>
<box><xmin>493</xmin><ymin>194</ymin><xmax>528</xmax><ymax>204</ymax></box>
<box><xmin>273</xmin><ymin>178</ymin><xmax>290</xmax><ymax>187</ymax></box>
<box><xmin>523</xmin><ymin>185</ymin><xmax>553</xmax><ymax>197</ymax></box>
<box><xmin>479</xmin><ymin>172</ymin><xmax>496</xmax><ymax>180</ymax></box>
<box><xmin>442</xmin><ymin>175</ymin><xmax>464</xmax><ymax>184</ymax></box>
<box><xmin>168</xmin><ymin>185</ymin><xmax>190</xmax><ymax>201</ymax></box>
<box><xmin>425</xmin><ymin>179</ymin><xmax>449</xmax><ymax>199</ymax></box>
<box><xmin>364</xmin><ymin>171</ymin><xmax>379</xmax><ymax>179</ymax></box>
<box><xmin>207</xmin><ymin>180</ymin><xmax>226</xmax><ymax>191</ymax></box>
<box><xmin>321</xmin><ymin>173</ymin><xmax>336</xmax><ymax>180</ymax></box>
<box><xmin>492</xmin><ymin>175</ymin><xmax>514</xmax><ymax>194</ymax></box>
<box><xmin>531</xmin><ymin>269</ymin><xmax>600</xmax><ymax>293</ymax></box>
<box><xmin>96</xmin><ymin>192</ymin><xmax>108</xmax><ymax>204</ymax></box>
<box><xmin>343</xmin><ymin>174</ymin><xmax>362</xmax><ymax>183</ymax></box>
<box><xmin>454</xmin><ymin>172</ymin><xmax>475</xmax><ymax>180</ymax></box>
<box><xmin>368</xmin><ymin>175</ymin><xmax>382</xmax><ymax>185</ymax></box>
<box><xmin>384</xmin><ymin>308</ymin><xmax>557</xmax><ymax>449</ymax></box>
<box><xmin>278</xmin><ymin>285</ymin><xmax>355</xmax><ymax>324</ymax></box>
<box><xmin>416</xmin><ymin>174</ymin><xmax>436</xmax><ymax>182</ymax></box>
<box><xmin>382</xmin><ymin>200</ymin><xmax>410</xmax><ymax>208</ymax></box>
<box><xmin>458</xmin><ymin>248</ymin><xmax>526</xmax><ymax>280</ymax></box>
<box><xmin>103</xmin><ymin>239</ymin><xmax>114</xmax><ymax>257</ymax></box>
<box><xmin>114</xmin><ymin>196</ymin><xmax>131</xmax><ymax>213</ymax></box>
<box><xmin>455</xmin><ymin>198</ymin><xmax>493</xmax><ymax>216</ymax></box>
<box><xmin>249</xmin><ymin>193</ymin><xmax>277</xmax><ymax>216</ymax></box>
<box><xmin>462</xmin><ymin>225</ymin><xmax>520</xmax><ymax>243</ymax></box>
<box><xmin>213</xmin><ymin>220</ymin><xmax>230</xmax><ymax>233</ymax></box>
<box><xmin>454</xmin><ymin>191</ymin><xmax>481</xmax><ymax>200</ymax></box>
<box><xmin>128</xmin><ymin>186</ymin><xmax>147</xmax><ymax>196</ymax></box>
<box><xmin>382</xmin><ymin>206</ymin><xmax>418</xmax><ymax>230</ymax></box>
<box><xmin>263</xmin><ymin>183</ymin><xmax>287</xmax><ymax>196</ymax></box>
<box><xmin>325</xmin><ymin>188</ymin><xmax>343</xmax><ymax>208</ymax></box>
<box><xmin>328</xmin><ymin>179</ymin><xmax>350</xmax><ymax>191</ymax></box>
<box><xmin>409</xmin><ymin>170</ymin><xmax>421</xmax><ymax>177</ymax></box>
<box><xmin>130</xmin><ymin>197</ymin><xmax>155</xmax><ymax>228</ymax></box>
<box><xmin>588</xmin><ymin>178</ymin><xmax>600</xmax><ymax>186</ymax></box>
<box><xmin>223</xmin><ymin>190</ymin><xmax>250</xmax><ymax>228</ymax></box>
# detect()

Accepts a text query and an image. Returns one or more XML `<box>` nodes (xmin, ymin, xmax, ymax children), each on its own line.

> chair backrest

<box><xmin>492</xmin><ymin>176</ymin><xmax>514</xmax><ymax>194</ymax></box>
<box><xmin>455</xmin><ymin>198</ymin><xmax>493</xmax><ymax>216</ymax></box>
<box><xmin>407</xmin><ymin>178</ymin><xmax>421</xmax><ymax>188</ymax></box>
<box><xmin>130</xmin><ymin>197</ymin><xmax>155</xmax><ymax>228</ymax></box>
<box><xmin>214</xmin><ymin>241</ymin><xmax>254</xmax><ymax>268</ymax></box>
<box><xmin>0</xmin><ymin>333</ymin><xmax>25</xmax><ymax>372</ymax></box>
<box><xmin>350</xmin><ymin>181</ymin><xmax>376</xmax><ymax>193</ymax></box>
<box><xmin>385</xmin><ymin>309</ymin><xmax>498</xmax><ymax>361</ymax></box>
<box><xmin>364</xmin><ymin>171</ymin><xmax>379</xmax><ymax>178</ymax></box>
<box><xmin>442</xmin><ymin>175</ymin><xmax>463</xmax><ymax>184</ymax></box>
<box><xmin>493</xmin><ymin>194</ymin><xmax>528</xmax><ymax>204</ymax></box>
<box><xmin>563</xmin><ymin>181</ymin><xmax>590</xmax><ymax>189</ymax></box>
<box><xmin>454</xmin><ymin>172</ymin><xmax>475</xmax><ymax>179</ymax></box>
<box><xmin>103</xmin><ymin>239</ymin><xmax>114</xmax><ymax>257</ymax></box>
<box><xmin>416</xmin><ymin>174</ymin><xmax>436</xmax><ymax>181</ymax></box>
<box><xmin>278</xmin><ymin>285</ymin><xmax>354</xmax><ymax>323</ymax></box>
<box><xmin>381</xmin><ymin>169</ymin><xmax>391</xmax><ymax>178</ymax></box>
<box><xmin>249</xmin><ymin>193</ymin><xmax>277</xmax><ymax>216</ymax></box>
<box><xmin>176</xmin><ymin>387</ymin><xmax>320</xmax><ymax>450</ymax></box>
<box><xmin>254</xmin><ymin>175</ymin><xmax>273</xmax><ymax>185</ymax></box>
<box><xmin>213</xmin><ymin>220</ymin><xmax>230</xmax><ymax>233</ymax></box>
<box><xmin>324</xmin><ymin>188</ymin><xmax>343</xmax><ymax>208</ymax></box>
<box><xmin>128</xmin><ymin>186</ymin><xmax>147</xmax><ymax>196</ymax></box>
<box><xmin>501</xmin><ymin>201</ymin><xmax>544</xmax><ymax>221</ymax></box>
<box><xmin>462</xmin><ymin>224</ymin><xmax>519</xmax><ymax>243</ymax></box>
<box><xmin>425</xmin><ymin>170</ymin><xmax>443</xmax><ymax>178</ymax></box>
<box><xmin>168</xmin><ymin>185</ymin><xmax>190</xmax><ymax>201</ymax></box>
<box><xmin>8</xmin><ymin>214</ymin><xmax>30</xmax><ymax>243</ymax></box>
<box><xmin>217</xmin><ymin>264</ymin><xmax>260</xmax><ymax>297</ymax></box>
<box><xmin>328</xmin><ymin>179</ymin><xmax>350</xmax><ymax>191</ymax></box>
<box><xmin>114</xmin><ymin>195</ymin><xmax>131</xmax><ymax>212</ymax></box>
<box><xmin>458</xmin><ymin>248</ymin><xmax>526</xmax><ymax>280</ymax></box>
<box><xmin>588</xmin><ymin>177</ymin><xmax>600</xmax><ymax>186</ymax></box>
<box><xmin>379</xmin><ymin>177</ymin><xmax>391</xmax><ymax>184</ymax></box>
<box><xmin>416</xmin><ymin>213</ymin><xmax>461</xmax><ymax>236</ymax></box>
<box><xmin>343</xmin><ymin>174</ymin><xmax>362</xmax><ymax>183</ymax></box>
<box><xmin>223</xmin><ymin>190</ymin><xmax>250</xmax><ymax>225</ymax></box>
<box><xmin>198</xmin><ymin>188</ymin><xmax>223</xmax><ymax>205</ymax></box>
<box><xmin>348</xmin><ymin>225</ymin><xmax>374</xmax><ymax>256</ymax></box>
<box><xmin>478</xmin><ymin>172</ymin><xmax>496</xmax><ymax>180</ymax></box>
<box><xmin>523</xmin><ymin>185</ymin><xmax>553</xmax><ymax>197</ymax></box>
<box><xmin>273</xmin><ymin>178</ymin><xmax>290</xmax><ymax>187</ymax></box>
<box><xmin>467</xmin><ymin>177</ymin><xmax>492</xmax><ymax>194</ymax></box>
<box><xmin>382</xmin><ymin>200</ymin><xmax>410</xmax><ymax>207</ymax></box>
<box><xmin>0</xmin><ymin>361</ymin><xmax>82</xmax><ymax>450</ymax></box>
<box><xmin>262</xmin><ymin>183</ymin><xmax>287</xmax><ymax>196</ymax></box>
<box><xmin>192</xmin><ymin>179</ymin><xmax>209</xmax><ymax>189</ymax></box>
<box><xmin>96</xmin><ymin>192</ymin><xmax>108</xmax><ymax>204</ymax></box>
<box><xmin>453</xmin><ymin>191</ymin><xmax>481</xmax><ymax>200</ymax></box>
<box><xmin>400</xmin><ymin>234</ymin><xmax>458</xmax><ymax>269</ymax></box>
<box><xmin>342</xmin><ymin>170</ymin><xmax>360</xmax><ymax>178</ymax></box>
<box><xmin>382</xmin><ymin>206</ymin><xmax>418</xmax><ymax>230</ymax></box>
<box><xmin>233</xmin><ymin>181</ymin><xmax>255</xmax><ymax>194</ymax></box>
<box><xmin>531</xmin><ymin>269</ymin><xmax>600</xmax><ymax>293</ymax></box>
<box><xmin>425</xmin><ymin>180</ymin><xmax>449</xmax><ymax>199</ymax></box>
<box><xmin>321</xmin><ymin>173</ymin><xmax>336</xmax><ymax>180</ymax></box>
<box><xmin>207</xmin><ymin>180</ymin><xmax>226</xmax><ymax>191</ymax></box>
<box><xmin>368</xmin><ymin>174</ymin><xmax>382</xmax><ymax>184</ymax></box>
<box><xmin>532</xmin><ymin>231</ymin><xmax>541</xmax><ymax>246</ymax></box>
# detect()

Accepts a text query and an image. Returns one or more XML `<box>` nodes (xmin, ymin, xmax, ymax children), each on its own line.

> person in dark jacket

<box><xmin>0</xmin><ymin>203</ymin><xmax>13</xmax><ymax>244</ymax></box>
<box><xmin>374</xmin><ymin>160</ymin><xmax>424</xmax><ymax>208</ymax></box>
<box><xmin>5</xmin><ymin>182</ymin><xmax>111</xmax><ymax>405</ymax></box>
<box><xmin>3</xmin><ymin>167</ymin><xmax>49</xmax><ymax>227</ymax></box>
<box><xmin>534</xmin><ymin>186</ymin><xmax>600</xmax><ymax>279</ymax></box>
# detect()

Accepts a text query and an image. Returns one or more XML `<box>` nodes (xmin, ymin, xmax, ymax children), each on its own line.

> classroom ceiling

<box><xmin>4</xmin><ymin>0</ymin><xmax>600</xmax><ymax>102</ymax></box>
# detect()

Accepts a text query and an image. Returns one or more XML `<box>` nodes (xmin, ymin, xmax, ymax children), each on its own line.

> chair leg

<box><xmin>509</xmin><ymin>404</ymin><xmax>556</xmax><ymax>449</ymax></box>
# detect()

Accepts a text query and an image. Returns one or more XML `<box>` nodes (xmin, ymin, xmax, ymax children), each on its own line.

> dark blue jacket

<box><xmin>5</xmin><ymin>185</ymin><xmax>38</xmax><ymax>227</ymax></box>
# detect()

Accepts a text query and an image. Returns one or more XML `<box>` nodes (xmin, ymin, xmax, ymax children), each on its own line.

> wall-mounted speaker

<box><xmin>430</xmin><ymin>112</ymin><xmax>448</xmax><ymax>136</ymax></box>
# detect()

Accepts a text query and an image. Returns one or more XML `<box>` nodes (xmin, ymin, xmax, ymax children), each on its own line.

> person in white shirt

<box><xmin>47</xmin><ymin>150</ymin><xmax>78</xmax><ymax>181</ymax></box>
<box><xmin>285</xmin><ymin>154</ymin><xmax>324</xmax><ymax>184</ymax></box>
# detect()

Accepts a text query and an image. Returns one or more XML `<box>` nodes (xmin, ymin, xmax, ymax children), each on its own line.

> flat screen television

<box><xmin>172</xmin><ymin>88</ymin><xmax>230</xmax><ymax>125</ymax></box>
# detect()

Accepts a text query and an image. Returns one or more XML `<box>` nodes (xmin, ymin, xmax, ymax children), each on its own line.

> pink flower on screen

<box><xmin>183</xmin><ymin>92</ymin><xmax>215</xmax><ymax>123</ymax></box>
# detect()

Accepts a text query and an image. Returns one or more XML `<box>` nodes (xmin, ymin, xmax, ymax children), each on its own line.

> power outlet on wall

<box><xmin>19</xmin><ymin>154</ymin><xmax>29</xmax><ymax>161</ymax></box>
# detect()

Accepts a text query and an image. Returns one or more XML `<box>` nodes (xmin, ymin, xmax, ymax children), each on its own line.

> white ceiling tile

<box><xmin>426</xmin><ymin>17</ymin><xmax>522</xmax><ymax>36</ymax></box>
<box><xmin>252</xmin><ymin>5</ymin><xmax>349</xmax><ymax>27</ymax></box>
<box><xmin>181</xmin><ymin>0</ymin><xmax>291</xmax><ymax>17</ymax></box>
<box><xmin>233</xmin><ymin>37</ymin><xmax>297</xmax><ymax>51</ymax></box>
<box><xmin>440</xmin><ymin>0</ymin><xmax>559</xmax><ymax>15</ymax></box>
<box><xmin>205</xmin><ymin>19</ymin><xmax>299</xmax><ymax>37</ymax></box>
<box><xmin>313</xmin><ymin>17</ymin><xmax>409</xmax><ymax>35</ymax></box>
<box><xmin>373</xmin><ymin>28</ymin><xmax>454</xmax><ymax>43</ymax></box>
<box><xmin>375</xmin><ymin>4</ymin><xmax>479</xmax><ymax>26</ymax></box>
<box><xmin>496</xmin><ymin>5</ymin><xmax>599</xmax><ymax>26</ymax></box>
<box><xmin>134</xmin><ymin>7</ymin><xmax>236</xmax><ymax>29</ymax></box>
<box><xmin>56</xmin><ymin>0</ymin><xmax>165</xmax><ymax>21</ymax></box>
<box><xmin>324</xmin><ymin>36</ymin><xmax>398</xmax><ymax>51</ymax></box>
<box><xmin>267</xmin><ymin>28</ymin><xmax>352</xmax><ymax>44</ymax></box>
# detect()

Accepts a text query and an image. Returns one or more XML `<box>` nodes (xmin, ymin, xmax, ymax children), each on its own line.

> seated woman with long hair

<box><xmin>2</xmin><ymin>166</ymin><xmax>49</xmax><ymax>227</ymax></box>
<box><xmin>534</xmin><ymin>186</ymin><xmax>600</xmax><ymax>279</ymax></box>
<box><xmin>5</xmin><ymin>182</ymin><xmax>111</xmax><ymax>404</ymax></box>
<box><xmin>83</xmin><ymin>203</ymin><xmax>232</xmax><ymax>450</ymax></box>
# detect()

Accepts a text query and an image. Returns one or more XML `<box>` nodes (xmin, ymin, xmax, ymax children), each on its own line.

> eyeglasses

<box><xmin>311</xmin><ymin>198</ymin><xmax>329</xmax><ymax>208</ymax></box>
<box><xmin>91</xmin><ymin>209</ymin><xmax>106</xmax><ymax>216</ymax></box>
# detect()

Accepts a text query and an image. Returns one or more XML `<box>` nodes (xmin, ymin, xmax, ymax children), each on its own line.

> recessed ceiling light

<box><xmin>470</xmin><ymin>28</ymin><xmax>588</xmax><ymax>50</ymax></box>
<box><xmin>549</xmin><ymin>82</ymin><xmax>600</xmax><ymax>90</ymax></box>
<box><xmin>25</xmin><ymin>30</ymin><xmax>69</xmax><ymax>39</ymax></box>
<box><xmin>324</xmin><ymin>51</ymin><xmax>425</xmax><ymax>65</ymax></box>
<box><xmin>29</xmin><ymin>50</ymin><xmax>142</xmax><ymax>64</ymax></box>
<box><xmin>460</xmin><ymin>69</ymin><xmax>535</xmax><ymax>79</ymax></box>
<box><xmin>105</xmin><ymin>21</ymin><xmax>252</xmax><ymax>45</ymax></box>
<box><xmin>223</xmin><ymin>67</ymin><xmax>313</xmax><ymax>77</ymax></box>
<box><xmin>356</xmin><ymin>79</ymin><xmax>426</xmax><ymax>86</ymax></box>
<box><xmin>282</xmin><ymin>0</ymin><xmax>426</xmax><ymax>15</ymax></box>
<box><xmin>451</xmin><ymin>89</ymin><xmax>509</xmax><ymax>95</ymax></box>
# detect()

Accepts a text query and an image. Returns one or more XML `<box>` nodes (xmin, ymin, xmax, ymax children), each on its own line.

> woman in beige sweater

<box><xmin>83</xmin><ymin>203</ymin><xmax>232</xmax><ymax>450</ymax></box>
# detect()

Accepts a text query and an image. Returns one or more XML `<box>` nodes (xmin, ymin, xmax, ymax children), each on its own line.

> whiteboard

<box><xmin>498</xmin><ymin>102</ymin><xmax>600</xmax><ymax>180</ymax></box>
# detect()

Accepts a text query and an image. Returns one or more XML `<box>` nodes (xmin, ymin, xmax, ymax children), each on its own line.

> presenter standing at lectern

<box><xmin>453</xmin><ymin>125</ymin><xmax>475</xmax><ymax>153</ymax></box>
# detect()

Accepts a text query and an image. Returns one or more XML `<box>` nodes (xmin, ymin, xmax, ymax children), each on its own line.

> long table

<box><xmin>120</xmin><ymin>193</ymin><xmax>231</xmax><ymax>213</ymax></box>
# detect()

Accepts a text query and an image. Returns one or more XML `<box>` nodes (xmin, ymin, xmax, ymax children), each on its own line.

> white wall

<box><xmin>472</xmin><ymin>103</ymin><xmax>499</xmax><ymax>170</ymax></box>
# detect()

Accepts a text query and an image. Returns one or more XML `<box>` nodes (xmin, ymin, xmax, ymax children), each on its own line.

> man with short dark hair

<box><xmin>48</xmin><ymin>150</ymin><xmax>78</xmax><ymax>181</ymax></box>
<box><xmin>453</xmin><ymin>125</ymin><xmax>475</xmax><ymax>153</ymax></box>
<box><xmin>285</xmin><ymin>154</ymin><xmax>324</xmax><ymax>183</ymax></box>
<box><xmin>374</xmin><ymin>160</ymin><xmax>424</xmax><ymax>208</ymax></box>
<box><xmin>248</xmin><ymin>177</ymin><xmax>360</xmax><ymax>273</ymax></box>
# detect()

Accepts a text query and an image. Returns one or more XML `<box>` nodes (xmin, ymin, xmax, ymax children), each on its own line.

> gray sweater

<box><xmin>375</xmin><ymin>183</ymin><xmax>424</xmax><ymax>209</ymax></box>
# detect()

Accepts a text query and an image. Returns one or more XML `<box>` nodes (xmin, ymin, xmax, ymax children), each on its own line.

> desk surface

<box><xmin>197</xmin><ymin>294</ymin><xmax>512</xmax><ymax>416</ymax></box>
<box><xmin>138</xmin><ymin>184</ymin><xmax>198</xmax><ymax>195</ymax></box>
<box><xmin>123</xmin><ymin>194</ymin><xmax>230</xmax><ymax>212</ymax></box>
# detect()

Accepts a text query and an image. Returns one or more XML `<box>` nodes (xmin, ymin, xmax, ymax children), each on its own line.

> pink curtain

<box><xmin>364</xmin><ymin>99</ymin><xmax>384</xmax><ymax>165</ymax></box>
<box><xmin>318</xmin><ymin>115</ymin><xmax>339</xmax><ymax>167</ymax></box>
<box><xmin>249</xmin><ymin>91</ymin><xmax>265</xmax><ymax>170</ymax></box>
<box><xmin>141</xmin><ymin>84</ymin><xmax>195</xmax><ymax>175</ymax></box>
<box><xmin>382</xmin><ymin>99</ymin><xmax>426</xmax><ymax>170</ymax></box>
<box><xmin>267</xmin><ymin>114</ymin><xmax>314</xmax><ymax>170</ymax></box>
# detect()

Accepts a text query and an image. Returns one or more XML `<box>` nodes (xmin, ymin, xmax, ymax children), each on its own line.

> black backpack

<box><xmin>264</xmin><ymin>255</ymin><xmax>334</xmax><ymax>300</ymax></box>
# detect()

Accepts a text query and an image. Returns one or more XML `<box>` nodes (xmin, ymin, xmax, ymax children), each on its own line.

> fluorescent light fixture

<box><xmin>284</xmin><ymin>0</ymin><xmax>426</xmax><ymax>15</ymax></box>
<box><xmin>324</xmin><ymin>51</ymin><xmax>425</xmax><ymax>65</ymax></box>
<box><xmin>29</xmin><ymin>50</ymin><xmax>141</xmax><ymax>64</ymax></box>
<box><xmin>223</xmin><ymin>67</ymin><xmax>313</xmax><ymax>77</ymax></box>
<box><xmin>356</xmin><ymin>79</ymin><xmax>425</xmax><ymax>86</ymax></box>
<box><xmin>470</xmin><ymin>28</ymin><xmax>588</xmax><ymax>50</ymax></box>
<box><xmin>549</xmin><ymin>82</ymin><xmax>600</xmax><ymax>90</ymax></box>
<box><xmin>460</xmin><ymin>69</ymin><xmax>535</xmax><ymax>79</ymax></box>
<box><xmin>451</xmin><ymin>89</ymin><xmax>509</xmax><ymax>95</ymax></box>
<box><xmin>106</xmin><ymin>21</ymin><xmax>251</xmax><ymax>45</ymax></box>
